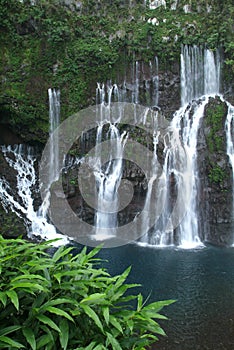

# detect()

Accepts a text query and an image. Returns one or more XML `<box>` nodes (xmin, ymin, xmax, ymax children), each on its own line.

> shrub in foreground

<box><xmin>0</xmin><ymin>236</ymin><xmax>174</xmax><ymax>349</ymax></box>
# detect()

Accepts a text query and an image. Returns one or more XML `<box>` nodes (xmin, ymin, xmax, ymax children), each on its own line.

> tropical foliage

<box><xmin>0</xmin><ymin>235</ymin><xmax>174</xmax><ymax>349</ymax></box>
<box><xmin>0</xmin><ymin>0</ymin><xmax>234</xmax><ymax>141</ymax></box>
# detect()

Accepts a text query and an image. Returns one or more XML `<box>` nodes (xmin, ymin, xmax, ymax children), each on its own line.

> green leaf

<box><xmin>81</xmin><ymin>293</ymin><xmax>106</xmax><ymax>305</ymax></box>
<box><xmin>127</xmin><ymin>319</ymin><xmax>134</xmax><ymax>332</ymax></box>
<box><xmin>36</xmin><ymin>314</ymin><xmax>61</xmax><ymax>333</ymax></box>
<box><xmin>22</xmin><ymin>327</ymin><xmax>36</xmax><ymax>350</ymax></box>
<box><xmin>11</xmin><ymin>274</ymin><xmax>47</xmax><ymax>282</ymax></box>
<box><xmin>143</xmin><ymin>299</ymin><xmax>175</xmax><ymax>312</ymax></box>
<box><xmin>59</xmin><ymin>319</ymin><xmax>69</xmax><ymax>350</ymax></box>
<box><xmin>40</xmin><ymin>298</ymin><xmax>77</xmax><ymax>309</ymax></box>
<box><xmin>115</xmin><ymin>267</ymin><xmax>131</xmax><ymax>289</ymax></box>
<box><xmin>103</xmin><ymin>306</ymin><xmax>109</xmax><ymax>325</ymax></box>
<box><xmin>6</xmin><ymin>290</ymin><xmax>19</xmax><ymax>310</ymax></box>
<box><xmin>0</xmin><ymin>335</ymin><xmax>25</xmax><ymax>348</ymax></box>
<box><xmin>106</xmin><ymin>332</ymin><xmax>122</xmax><ymax>350</ymax></box>
<box><xmin>80</xmin><ymin>304</ymin><xmax>104</xmax><ymax>332</ymax></box>
<box><xmin>0</xmin><ymin>291</ymin><xmax>7</xmax><ymax>307</ymax></box>
<box><xmin>52</xmin><ymin>246</ymin><xmax>73</xmax><ymax>263</ymax></box>
<box><xmin>10</xmin><ymin>282</ymin><xmax>46</xmax><ymax>292</ymax></box>
<box><xmin>37</xmin><ymin>334</ymin><xmax>53</xmax><ymax>349</ymax></box>
<box><xmin>109</xmin><ymin>315</ymin><xmax>123</xmax><ymax>334</ymax></box>
<box><xmin>0</xmin><ymin>325</ymin><xmax>21</xmax><ymax>337</ymax></box>
<box><xmin>137</xmin><ymin>293</ymin><xmax>143</xmax><ymax>311</ymax></box>
<box><xmin>93</xmin><ymin>345</ymin><xmax>106</xmax><ymax>350</ymax></box>
<box><xmin>45</xmin><ymin>306</ymin><xmax>74</xmax><ymax>322</ymax></box>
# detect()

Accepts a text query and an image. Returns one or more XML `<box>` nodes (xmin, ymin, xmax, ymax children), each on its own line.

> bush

<box><xmin>0</xmin><ymin>236</ymin><xmax>174</xmax><ymax>349</ymax></box>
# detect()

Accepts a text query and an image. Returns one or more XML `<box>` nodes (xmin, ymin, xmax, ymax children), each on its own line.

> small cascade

<box><xmin>0</xmin><ymin>88</ymin><xmax>67</xmax><ymax>245</ymax></box>
<box><xmin>92</xmin><ymin>82</ymin><xmax>128</xmax><ymax>238</ymax></box>
<box><xmin>171</xmin><ymin>97</ymin><xmax>208</xmax><ymax>247</ymax></box>
<box><xmin>225</xmin><ymin>103</ymin><xmax>234</xmax><ymax>244</ymax></box>
<box><xmin>132</xmin><ymin>60</ymin><xmax>140</xmax><ymax>104</ymax></box>
<box><xmin>0</xmin><ymin>145</ymin><xmax>36</xmax><ymax>222</ymax></box>
<box><xmin>142</xmin><ymin>45</ymin><xmax>221</xmax><ymax>247</ymax></box>
<box><xmin>143</xmin><ymin>98</ymin><xmax>208</xmax><ymax>248</ymax></box>
<box><xmin>181</xmin><ymin>45</ymin><xmax>220</xmax><ymax>105</ymax></box>
<box><xmin>152</xmin><ymin>56</ymin><xmax>159</xmax><ymax>107</ymax></box>
<box><xmin>30</xmin><ymin>88</ymin><xmax>65</xmax><ymax>242</ymax></box>
<box><xmin>48</xmin><ymin>87</ymin><xmax>60</xmax><ymax>183</ymax></box>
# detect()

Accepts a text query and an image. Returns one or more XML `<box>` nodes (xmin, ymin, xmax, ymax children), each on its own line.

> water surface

<box><xmin>97</xmin><ymin>244</ymin><xmax>234</xmax><ymax>350</ymax></box>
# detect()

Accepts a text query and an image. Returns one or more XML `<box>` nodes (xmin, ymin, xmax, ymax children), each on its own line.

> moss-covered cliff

<box><xmin>0</xmin><ymin>0</ymin><xmax>234</xmax><ymax>143</ymax></box>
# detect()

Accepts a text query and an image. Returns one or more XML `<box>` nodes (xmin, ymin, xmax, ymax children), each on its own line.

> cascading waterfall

<box><xmin>169</xmin><ymin>45</ymin><xmax>220</xmax><ymax>247</ymax></box>
<box><xmin>93</xmin><ymin>83</ymin><xmax>128</xmax><ymax>238</ymax></box>
<box><xmin>0</xmin><ymin>145</ymin><xmax>36</xmax><ymax>222</ymax></box>
<box><xmin>1</xmin><ymin>49</ymin><xmax>234</xmax><ymax>248</ymax></box>
<box><xmin>225</xmin><ymin>103</ymin><xmax>234</xmax><ymax>244</ymax></box>
<box><xmin>0</xmin><ymin>89</ymin><xmax>67</xmax><ymax>245</ymax></box>
<box><xmin>170</xmin><ymin>97</ymin><xmax>209</xmax><ymax>247</ymax></box>
<box><xmin>152</xmin><ymin>56</ymin><xmax>159</xmax><ymax>107</ymax></box>
<box><xmin>181</xmin><ymin>45</ymin><xmax>220</xmax><ymax>106</ymax></box>
<box><xmin>144</xmin><ymin>45</ymin><xmax>221</xmax><ymax>247</ymax></box>
<box><xmin>48</xmin><ymin>88</ymin><xmax>60</xmax><ymax>184</ymax></box>
<box><xmin>30</xmin><ymin>88</ymin><xmax>66</xmax><ymax>242</ymax></box>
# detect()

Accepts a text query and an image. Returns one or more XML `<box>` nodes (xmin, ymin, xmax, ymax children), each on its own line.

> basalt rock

<box><xmin>197</xmin><ymin>96</ymin><xmax>233</xmax><ymax>246</ymax></box>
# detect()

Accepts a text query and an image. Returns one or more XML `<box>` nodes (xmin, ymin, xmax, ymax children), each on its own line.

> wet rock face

<box><xmin>0</xmin><ymin>150</ymin><xmax>27</xmax><ymax>238</ymax></box>
<box><xmin>197</xmin><ymin>96</ymin><xmax>233</xmax><ymax>246</ymax></box>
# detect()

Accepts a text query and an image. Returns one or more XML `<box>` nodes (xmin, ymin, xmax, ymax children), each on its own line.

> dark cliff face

<box><xmin>197</xmin><ymin>96</ymin><xmax>233</xmax><ymax>246</ymax></box>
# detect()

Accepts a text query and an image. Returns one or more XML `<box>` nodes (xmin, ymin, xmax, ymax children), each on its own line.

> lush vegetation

<box><xmin>204</xmin><ymin>97</ymin><xmax>228</xmax><ymax>186</ymax></box>
<box><xmin>0</xmin><ymin>0</ymin><xmax>234</xmax><ymax>142</ymax></box>
<box><xmin>0</xmin><ymin>235</ymin><xmax>174</xmax><ymax>349</ymax></box>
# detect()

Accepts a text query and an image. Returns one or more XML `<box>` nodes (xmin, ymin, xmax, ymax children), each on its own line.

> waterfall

<box><xmin>181</xmin><ymin>45</ymin><xmax>220</xmax><ymax>105</ymax></box>
<box><xmin>1</xmin><ymin>50</ymin><xmax>233</xmax><ymax>248</ymax></box>
<box><xmin>170</xmin><ymin>97</ymin><xmax>209</xmax><ymax>247</ymax></box>
<box><xmin>0</xmin><ymin>89</ymin><xmax>67</xmax><ymax>245</ymax></box>
<box><xmin>30</xmin><ymin>88</ymin><xmax>65</xmax><ymax>242</ymax></box>
<box><xmin>0</xmin><ymin>145</ymin><xmax>36</xmax><ymax>222</ymax></box>
<box><xmin>48</xmin><ymin>87</ymin><xmax>60</xmax><ymax>183</ymax></box>
<box><xmin>92</xmin><ymin>83</ymin><xmax>128</xmax><ymax>239</ymax></box>
<box><xmin>225</xmin><ymin>103</ymin><xmax>234</xmax><ymax>244</ymax></box>
<box><xmin>152</xmin><ymin>56</ymin><xmax>159</xmax><ymax>107</ymax></box>
<box><xmin>142</xmin><ymin>45</ymin><xmax>221</xmax><ymax>247</ymax></box>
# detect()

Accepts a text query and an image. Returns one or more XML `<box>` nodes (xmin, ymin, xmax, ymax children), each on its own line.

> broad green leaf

<box><xmin>0</xmin><ymin>325</ymin><xmax>21</xmax><ymax>337</ymax></box>
<box><xmin>10</xmin><ymin>282</ymin><xmax>46</xmax><ymax>292</ymax></box>
<box><xmin>52</xmin><ymin>246</ymin><xmax>73</xmax><ymax>263</ymax></box>
<box><xmin>109</xmin><ymin>315</ymin><xmax>123</xmax><ymax>334</ymax></box>
<box><xmin>6</xmin><ymin>290</ymin><xmax>19</xmax><ymax>310</ymax></box>
<box><xmin>40</xmin><ymin>298</ymin><xmax>77</xmax><ymax>309</ymax></box>
<box><xmin>37</xmin><ymin>334</ymin><xmax>53</xmax><ymax>349</ymax></box>
<box><xmin>36</xmin><ymin>314</ymin><xmax>61</xmax><ymax>333</ymax></box>
<box><xmin>59</xmin><ymin>319</ymin><xmax>69</xmax><ymax>350</ymax></box>
<box><xmin>0</xmin><ymin>291</ymin><xmax>7</xmax><ymax>307</ymax></box>
<box><xmin>80</xmin><ymin>304</ymin><xmax>104</xmax><ymax>332</ymax></box>
<box><xmin>45</xmin><ymin>306</ymin><xmax>74</xmax><ymax>322</ymax></box>
<box><xmin>11</xmin><ymin>274</ymin><xmax>47</xmax><ymax>282</ymax></box>
<box><xmin>127</xmin><ymin>319</ymin><xmax>134</xmax><ymax>332</ymax></box>
<box><xmin>137</xmin><ymin>293</ymin><xmax>143</xmax><ymax>311</ymax></box>
<box><xmin>106</xmin><ymin>332</ymin><xmax>122</xmax><ymax>350</ymax></box>
<box><xmin>93</xmin><ymin>345</ymin><xmax>106</xmax><ymax>350</ymax></box>
<box><xmin>103</xmin><ymin>306</ymin><xmax>109</xmax><ymax>325</ymax></box>
<box><xmin>83</xmin><ymin>342</ymin><xmax>98</xmax><ymax>350</ymax></box>
<box><xmin>0</xmin><ymin>335</ymin><xmax>25</xmax><ymax>348</ymax></box>
<box><xmin>86</xmin><ymin>246</ymin><xmax>101</xmax><ymax>259</ymax></box>
<box><xmin>153</xmin><ymin>325</ymin><xmax>167</xmax><ymax>336</ymax></box>
<box><xmin>143</xmin><ymin>299</ymin><xmax>175</xmax><ymax>312</ymax></box>
<box><xmin>22</xmin><ymin>327</ymin><xmax>36</xmax><ymax>350</ymax></box>
<box><xmin>115</xmin><ymin>267</ymin><xmax>131</xmax><ymax>289</ymax></box>
<box><xmin>81</xmin><ymin>293</ymin><xmax>106</xmax><ymax>305</ymax></box>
